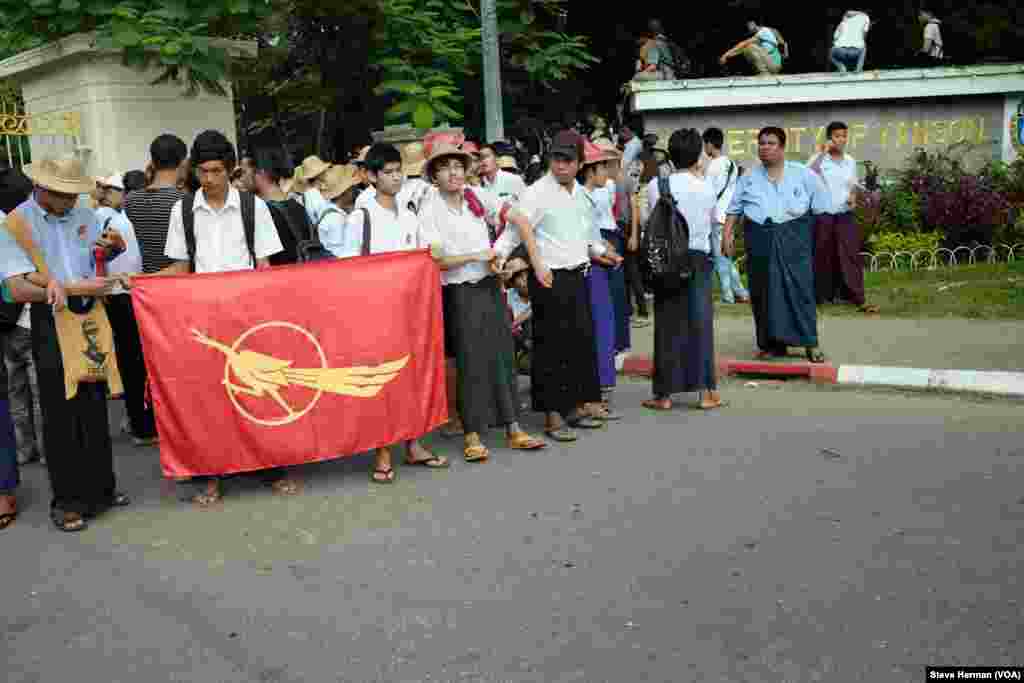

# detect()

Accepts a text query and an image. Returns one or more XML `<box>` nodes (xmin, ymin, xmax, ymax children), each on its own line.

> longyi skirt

<box><xmin>652</xmin><ymin>251</ymin><xmax>717</xmax><ymax>396</ymax></box>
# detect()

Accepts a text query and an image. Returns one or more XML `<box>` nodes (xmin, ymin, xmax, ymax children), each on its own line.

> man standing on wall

<box><xmin>807</xmin><ymin>121</ymin><xmax>879</xmax><ymax>314</ymax></box>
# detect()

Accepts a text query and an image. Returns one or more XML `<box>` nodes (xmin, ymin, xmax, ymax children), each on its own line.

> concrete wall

<box><xmin>3</xmin><ymin>36</ymin><xmax>242</xmax><ymax>176</ymax></box>
<box><xmin>642</xmin><ymin>95</ymin><xmax>1005</xmax><ymax>173</ymax></box>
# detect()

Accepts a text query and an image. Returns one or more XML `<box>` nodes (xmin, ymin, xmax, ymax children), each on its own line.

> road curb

<box><xmin>618</xmin><ymin>354</ymin><xmax>1024</xmax><ymax>397</ymax></box>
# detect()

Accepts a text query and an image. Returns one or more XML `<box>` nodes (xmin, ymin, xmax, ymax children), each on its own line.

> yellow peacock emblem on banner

<box><xmin>191</xmin><ymin>322</ymin><xmax>409</xmax><ymax>426</ymax></box>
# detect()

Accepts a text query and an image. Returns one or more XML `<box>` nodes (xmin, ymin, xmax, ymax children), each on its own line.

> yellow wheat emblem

<box><xmin>192</xmin><ymin>322</ymin><xmax>408</xmax><ymax>426</ymax></box>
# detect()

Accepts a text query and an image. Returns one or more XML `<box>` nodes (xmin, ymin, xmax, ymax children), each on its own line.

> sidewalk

<box><xmin>621</xmin><ymin>312</ymin><xmax>1024</xmax><ymax>395</ymax></box>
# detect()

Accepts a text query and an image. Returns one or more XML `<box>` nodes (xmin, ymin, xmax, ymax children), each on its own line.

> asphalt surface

<box><xmin>3</xmin><ymin>380</ymin><xmax>1023</xmax><ymax>682</ymax></box>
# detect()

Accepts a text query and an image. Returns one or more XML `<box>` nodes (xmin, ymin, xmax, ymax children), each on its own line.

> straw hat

<box><xmin>496</xmin><ymin>155</ymin><xmax>519</xmax><ymax>171</ymax></box>
<box><xmin>424</xmin><ymin>142</ymin><xmax>473</xmax><ymax>181</ymax></box>
<box><xmin>461</xmin><ymin>141</ymin><xmax>481</xmax><ymax>158</ymax></box>
<box><xmin>402</xmin><ymin>142</ymin><xmax>427</xmax><ymax>178</ymax></box>
<box><xmin>581</xmin><ymin>139</ymin><xmax>620</xmax><ymax>167</ymax></box>
<box><xmin>320</xmin><ymin>164</ymin><xmax>360</xmax><ymax>201</ymax></box>
<box><xmin>24</xmin><ymin>157</ymin><xmax>95</xmax><ymax>195</ymax></box>
<box><xmin>299</xmin><ymin>155</ymin><xmax>332</xmax><ymax>181</ymax></box>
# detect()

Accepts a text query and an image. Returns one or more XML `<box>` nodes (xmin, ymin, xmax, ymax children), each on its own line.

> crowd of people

<box><xmin>631</xmin><ymin>9</ymin><xmax>945</xmax><ymax>80</ymax></box>
<box><xmin>0</xmin><ymin>113</ymin><xmax>876</xmax><ymax>533</ymax></box>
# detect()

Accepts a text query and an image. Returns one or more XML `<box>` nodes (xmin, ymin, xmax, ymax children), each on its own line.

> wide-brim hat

<box><xmin>321</xmin><ymin>164</ymin><xmax>360</xmax><ymax>200</ymax></box>
<box><xmin>425</xmin><ymin>142</ymin><xmax>473</xmax><ymax>181</ymax></box>
<box><xmin>496</xmin><ymin>155</ymin><xmax>519</xmax><ymax>171</ymax></box>
<box><xmin>461</xmin><ymin>141</ymin><xmax>481</xmax><ymax>158</ymax></box>
<box><xmin>24</xmin><ymin>158</ymin><xmax>95</xmax><ymax>195</ymax></box>
<box><xmin>402</xmin><ymin>142</ymin><xmax>427</xmax><ymax>178</ymax></box>
<box><xmin>500</xmin><ymin>256</ymin><xmax>531</xmax><ymax>283</ymax></box>
<box><xmin>582</xmin><ymin>139</ymin><xmax>621</xmax><ymax>167</ymax></box>
<box><xmin>300</xmin><ymin>155</ymin><xmax>332</xmax><ymax>181</ymax></box>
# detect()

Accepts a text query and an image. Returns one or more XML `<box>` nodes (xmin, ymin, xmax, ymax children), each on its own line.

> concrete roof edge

<box><xmin>0</xmin><ymin>32</ymin><xmax>258</xmax><ymax>81</ymax></box>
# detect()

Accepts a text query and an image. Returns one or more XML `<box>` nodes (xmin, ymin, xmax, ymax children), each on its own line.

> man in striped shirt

<box><xmin>123</xmin><ymin>134</ymin><xmax>188</xmax><ymax>275</ymax></box>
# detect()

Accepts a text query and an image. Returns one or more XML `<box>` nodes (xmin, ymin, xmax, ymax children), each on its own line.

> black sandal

<box><xmin>110</xmin><ymin>492</ymin><xmax>131</xmax><ymax>507</ymax></box>
<box><xmin>806</xmin><ymin>347</ymin><xmax>826</xmax><ymax>364</ymax></box>
<box><xmin>51</xmin><ymin>509</ymin><xmax>87</xmax><ymax>533</ymax></box>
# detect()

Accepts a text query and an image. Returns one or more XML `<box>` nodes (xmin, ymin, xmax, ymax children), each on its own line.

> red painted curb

<box><xmin>619</xmin><ymin>354</ymin><xmax>839</xmax><ymax>384</ymax></box>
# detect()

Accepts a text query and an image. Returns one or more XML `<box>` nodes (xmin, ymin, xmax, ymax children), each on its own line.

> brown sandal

<box><xmin>371</xmin><ymin>466</ymin><xmax>396</xmax><ymax>484</ymax></box>
<box><xmin>642</xmin><ymin>398</ymin><xmax>673</xmax><ymax>411</ymax></box>
<box><xmin>464</xmin><ymin>444</ymin><xmax>490</xmax><ymax>462</ymax></box>
<box><xmin>507</xmin><ymin>431</ymin><xmax>546</xmax><ymax>450</ymax></box>
<box><xmin>406</xmin><ymin>453</ymin><xmax>450</xmax><ymax>468</ymax></box>
<box><xmin>51</xmin><ymin>509</ymin><xmax>87</xmax><ymax>533</ymax></box>
<box><xmin>271</xmin><ymin>479</ymin><xmax>301</xmax><ymax>495</ymax></box>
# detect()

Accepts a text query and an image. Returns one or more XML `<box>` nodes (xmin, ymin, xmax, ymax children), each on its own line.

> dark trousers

<box><xmin>106</xmin><ymin>293</ymin><xmax>156</xmax><ymax>439</ymax></box>
<box><xmin>31</xmin><ymin>304</ymin><xmax>116</xmax><ymax>515</ymax></box>
<box><xmin>814</xmin><ymin>212</ymin><xmax>865</xmax><ymax>306</ymax></box>
<box><xmin>0</xmin><ymin>398</ymin><xmax>17</xmax><ymax>495</ymax></box>
<box><xmin>623</xmin><ymin>251</ymin><xmax>649</xmax><ymax>317</ymax></box>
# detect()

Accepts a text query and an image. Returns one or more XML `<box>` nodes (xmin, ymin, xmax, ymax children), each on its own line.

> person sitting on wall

<box><xmin>719</xmin><ymin>21</ymin><xmax>788</xmax><ymax>75</ymax></box>
<box><xmin>831</xmin><ymin>10</ymin><xmax>870</xmax><ymax>73</ymax></box>
<box><xmin>917</xmin><ymin>10</ymin><xmax>944</xmax><ymax>67</ymax></box>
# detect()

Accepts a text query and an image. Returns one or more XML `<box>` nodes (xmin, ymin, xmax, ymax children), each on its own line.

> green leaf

<box><xmin>374</xmin><ymin>80</ymin><xmax>425</xmax><ymax>95</ymax></box>
<box><xmin>112</xmin><ymin>25</ymin><xmax>143</xmax><ymax>48</ymax></box>
<box><xmin>412</xmin><ymin>101</ymin><xmax>434</xmax><ymax>129</ymax></box>
<box><xmin>385</xmin><ymin>99</ymin><xmax>419</xmax><ymax>117</ymax></box>
<box><xmin>58</xmin><ymin>0</ymin><xmax>79</xmax><ymax>10</ymax></box>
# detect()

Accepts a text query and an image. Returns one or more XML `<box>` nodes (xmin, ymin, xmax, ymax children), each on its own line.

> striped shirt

<box><xmin>123</xmin><ymin>187</ymin><xmax>186</xmax><ymax>273</ymax></box>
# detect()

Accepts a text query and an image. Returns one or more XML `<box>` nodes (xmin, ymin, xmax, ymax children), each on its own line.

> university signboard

<box><xmin>629</xmin><ymin>64</ymin><xmax>1024</xmax><ymax>172</ymax></box>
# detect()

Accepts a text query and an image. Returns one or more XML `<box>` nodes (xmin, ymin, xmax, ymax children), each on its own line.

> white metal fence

<box><xmin>735</xmin><ymin>243</ymin><xmax>1024</xmax><ymax>273</ymax></box>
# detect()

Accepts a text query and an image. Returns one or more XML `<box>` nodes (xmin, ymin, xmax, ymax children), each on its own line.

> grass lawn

<box><xmin>714</xmin><ymin>260</ymin><xmax>1024</xmax><ymax>320</ymax></box>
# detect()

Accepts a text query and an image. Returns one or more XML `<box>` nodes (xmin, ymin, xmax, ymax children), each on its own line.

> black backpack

<box><xmin>641</xmin><ymin>176</ymin><xmax>692</xmax><ymax>291</ymax></box>
<box><xmin>272</xmin><ymin>200</ymin><xmax>336</xmax><ymax>263</ymax></box>
<box><xmin>182</xmin><ymin>191</ymin><xmax>256</xmax><ymax>272</ymax></box>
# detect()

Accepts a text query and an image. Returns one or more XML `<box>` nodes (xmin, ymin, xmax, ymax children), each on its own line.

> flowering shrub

<box><xmin>921</xmin><ymin>175</ymin><xmax>1011</xmax><ymax>246</ymax></box>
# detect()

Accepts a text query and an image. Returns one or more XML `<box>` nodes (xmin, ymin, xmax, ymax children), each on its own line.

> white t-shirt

<box><xmin>94</xmin><ymin>206</ymin><xmax>143</xmax><ymax>295</ymax></box>
<box><xmin>354</xmin><ymin>185</ymin><xmax>377</xmax><ymax>211</ymax></box>
<box><xmin>481</xmin><ymin>170</ymin><xmax>528</xmax><ymax>205</ymax></box>
<box><xmin>704</xmin><ymin>156</ymin><xmax>739</xmax><ymax>225</ymax></box>
<box><xmin>834</xmin><ymin>12</ymin><xmax>870</xmax><ymax>49</ymax></box>
<box><xmin>418</xmin><ymin>187</ymin><xmax>505</xmax><ymax>286</ymax></box>
<box><xmin>808</xmin><ymin>152</ymin><xmax>859</xmax><ymax>214</ymax></box>
<box><xmin>645</xmin><ymin>172</ymin><xmax>714</xmax><ymax>254</ymax></box>
<box><xmin>164</xmin><ymin>188</ymin><xmax>283</xmax><ymax>274</ymax></box>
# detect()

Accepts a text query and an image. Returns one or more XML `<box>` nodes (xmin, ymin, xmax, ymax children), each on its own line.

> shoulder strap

<box><xmin>315</xmin><ymin>206</ymin><xmax>341</xmax><ymax>230</ymax></box>
<box><xmin>359</xmin><ymin>208</ymin><xmax>371</xmax><ymax>256</ymax></box>
<box><xmin>717</xmin><ymin>162</ymin><xmax>736</xmax><ymax>201</ymax></box>
<box><xmin>271</xmin><ymin>202</ymin><xmax>307</xmax><ymax>247</ymax></box>
<box><xmin>3</xmin><ymin>211</ymin><xmax>49</xmax><ymax>277</ymax></box>
<box><xmin>657</xmin><ymin>176</ymin><xmax>672</xmax><ymax>205</ymax></box>
<box><xmin>182</xmin><ymin>194</ymin><xmax>196</xmax><ymax>272</ymax></box>
<box><xmin>241</xmin><ymin>191</ymin><xmax>257</xmax><ymax>268</ymax></box>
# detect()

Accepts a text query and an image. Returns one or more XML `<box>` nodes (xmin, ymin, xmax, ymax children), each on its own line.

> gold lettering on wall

<box><xmin>727</xmin><ymin>129</ymin><xmax>747</xmax><ymax>158</ymax></box>
<box><xmin>789</xmin><ymin>127</ymin><xmax>806</xmax><ymax>154</ymax></box>
<box><xmin>949</xmin><ymin>119</ymin><xmax>964</xmax><ymax>144</ymax></box>
<box><xmin>747</xmin><ymin>129</ymin><xmax>760</xmax><ymax>158</ymax></box>
<box><xmin>930</xmin><ymin>120</ymin><xmax>948</xmax><ymax>146</ymax></box>
<box><xmin>912</xmin><ymin>121</ymin><xmax>929</xmax><ymax>146</ymax></box>
<box><xmin>850</xmin><ymin>122</ymin><xmax>868</xmax><ymax>151</ymax></box>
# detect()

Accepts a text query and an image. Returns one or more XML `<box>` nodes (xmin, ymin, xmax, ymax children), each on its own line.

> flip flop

<box><xmin>567</xmin><ymin>415</ymin><xmax>605</xmax><ymax>429</ymax></box>
<box><xmin>406</xmin><ymin>453</ymin><xmax>450</xmax><ymax>468</ymax></box>
<box><xmin>0</xmin><ymin>511</ymin><xmax>16</xmax><ymax>531</ymax></box>
<box><xmin>271</xmin><ymin>479</ymin><xmax>301</xmax><ymax>495</ymax></box>
<box><xmin>859</xmin><ymin>304</ymin><xmax>880</xmax><ymax>314</ymax></box>
<box><xmin>464</xmin><ymin>444</ymin><xmax>490</xmax><ymax>462</ymax></box>
<box><xmin>544</xmin><ymin>426</ymin><xmax>578</xmax><ymax>442</ymax></box>
<box><xmin>806</xmin><ymin>347</ymin><xmax>827</xmax><ymax>364</ymax></box>
<box><xmin>371</xmin><ymin>466</ymin><xmax>396</xmax><ymax>484</ymax></box>
<box><xmin>507</xmin><ymin>432</ymin><xmax>546</xmax><ymax>450</ymax></box>
<box><xmin>697</xmin><ymin>399</ymin><xmax>731</xmax><ymax>410</ymax></box>
<box><xmin>642</xmin><ymin>398</ymin><xmax>673</xmax><ymax>411</ymax></box>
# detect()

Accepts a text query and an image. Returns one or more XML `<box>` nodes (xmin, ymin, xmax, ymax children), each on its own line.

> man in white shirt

<box><xmin>620</xmin><ymin>123</ymin><xmax>644</xmax><ymax>176</ymax></box>
<box><xmin>342</xmin><ymin>143</ymin><xmax>447</xmax><ymax>483</ymax></box>
<box><xmin>919</xmin><ymin>11</ymin><xmax>944</xmax><ymax>64</ymax></box>
<box><xmin>479</xmin><ymin>143</ymin><xmax>527</xmax><ymax>205</ymax></box>
<box><xmin>161</xmin><ymin>130</ymin><xmax>293</xmax><ymax>506</ymax></box>
<box><xmin>831</xmin><ymin>10</ymin><xmax>870</xmax><ymax>72</ymax></box>
<box><xmin>494</xmin><ymin>130</ymin><xmax>612</xmax><ymax>443</ymax></box>
<box><xmin>702</xmin><ymin>128</ymin><xmax>750</xmax><ymax>305</ymax></box>
<box><xmin>807</xmin><ymin>121</ymin><xmax>877</xmax><ymax>313</ymax></box>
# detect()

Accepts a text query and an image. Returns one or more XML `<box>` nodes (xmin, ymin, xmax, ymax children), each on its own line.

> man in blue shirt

<box><xmin>1</xmin><ymin>157</ymin><xmax>130</xmax><ymax>532</ymax></box>
<box><xmin>724</xmin><ymin>127</ymin><xmax>829</xmax><ymax>363</ymax></box>
<box><xmin>720</xmin><ymin>21</ymin><xmax>788</xmax><ymax>75</ymax></box>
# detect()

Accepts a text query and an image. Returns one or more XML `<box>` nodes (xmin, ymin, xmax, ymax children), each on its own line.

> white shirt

<box><xmin>95</xmin><ymin>206</ymin><xmax>143</xmax><ymax>295</ymax></box>
<box><xmin>580</xmin><ymin>182</ymin><xmax>617</xmax><ymax>250</ymax></box>
<box><xmin>481</xmin><ymin>170</ymin><xmax>527</xmax><ymax>205</ymax></box>
<box><xmin>923</xmin><ymin>21</ymin><xmax>943</xmax><ymax>58</ymax></box>
<box><xmin>354</xmin><ymin>185</ymin><xmax>377</xmax><ymax>211</ymax></box>
<box><xmin>418</xmin><ymin>188</ymin><xmax>504</xmax><ymax>286</ymax></box>
<box><xmin>834</xmin><ymin>12</ymin><xmax>870</xmax><ymax>49</ymax></box>
<box><xmin>705</xmin><ymin>156</ymin><xmax>739</xmax><ymax>225</ymax></box>
<box><xmin>341</xmin><ymin>195</ymin><xmax>424</xmax><ymax>257</ymax></box>
<box><xmin>508</xmin><ymin>288</ymin><xmax>530</xmax><ymax>318</ymax></box>
<box><xmin>397</xmin><ymin>177</ymin><xmax>434</xmax><ymax>215</ymax></box>
<box><xmin>621</xmin><ymin>137</ymin><xmax>643</xmax><ymax>174</ymax></box>
<box><xmin>300</xmin><ymin>188</ymin><xmax>347</xmax><ymax>256</ymax></box>
<box><xmin>165</xmin><ymin>188</ymin><xmax>282</xmax><ymax>274</ymax></box>
<box><xmin>494</xmin><ymin>172</ymin><xmax>606</xmax><ymax>270</ymax></box>
<box><xmin>645</xmin><ymin>172</ymin><xmax>714</xmax><ymax>254</ymax></box>
<box><xmin>0</xmin><ymin>209</ymin><xmax>30</xmax><ymax>331</ymax></box>
<box><xmin>807</xmin><ymin>152</ymin><xmax>859</xmax><ymax>214</ymax></box>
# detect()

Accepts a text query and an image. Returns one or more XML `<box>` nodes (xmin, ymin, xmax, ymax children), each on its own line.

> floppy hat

<box><xmin>321</xmin><ymin>164</ymin><xmax>360</xmax><ymax>200</ymax></box>
<box><xmin>581</xmin><ymin>139</ymin><xmax>621</xmax><ymax>167</ymax></box>
<box><xmin>24</xmin><ymin>157</ymin><xmax>95</xmax><ymax>195</ymax></box>
<box><xmin>299</xmin><ymin>155</ymin><xmax>332</xmax><ymax>181</ymax></box>
<box><xmin>461</xmin><ymin>141</ymin><xmax>481</xmax><ymax>158</ymax></box>
<box><xmin>402</xmin><ymin>142</ymin><xmax>427</xmax><ymax>178</ymax></box>
<box><xmin>424</xmin><ymin>142</ymin><xmax>473</xmax><ymax>181</ymax></box>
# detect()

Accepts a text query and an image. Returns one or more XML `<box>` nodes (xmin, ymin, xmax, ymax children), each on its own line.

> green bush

<box><xmin>866</xmin><ymin>231</ymin><xmax>943</xmax><ymax>269</ymax></box>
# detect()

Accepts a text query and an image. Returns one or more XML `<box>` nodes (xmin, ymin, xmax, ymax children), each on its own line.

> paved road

<box><xmin>629</xmin><ymin>314</ymin><xmax>1024</xmax><ymax>372</ymax></box>
<box><xmin>3</xmin><ymin>381</ymin><xmax>1023</xmax><ymax>682</ymax></box>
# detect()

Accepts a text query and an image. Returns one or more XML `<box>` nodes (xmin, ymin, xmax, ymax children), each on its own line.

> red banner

<box><xmin>132</xmin><ymin>251</ymin><xmax>448</xmax><ymax>478</ymax></box>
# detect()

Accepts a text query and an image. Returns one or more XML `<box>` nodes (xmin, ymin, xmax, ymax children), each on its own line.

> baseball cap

<box><xmin>550</xmin><ymin>131</ymin><xmax>583</xmax><ymax>162</ymax></box>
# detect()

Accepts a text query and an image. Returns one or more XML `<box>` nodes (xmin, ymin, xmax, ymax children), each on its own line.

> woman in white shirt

<box><xmin>642</xmin><ymin>129</ymin><xmax>725</xmax><ymax>411</ymax></box>
<box><xmin>419</xmin><ymin>143</ymin><xmax>546</xmax><ymax>463</ymax></box>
